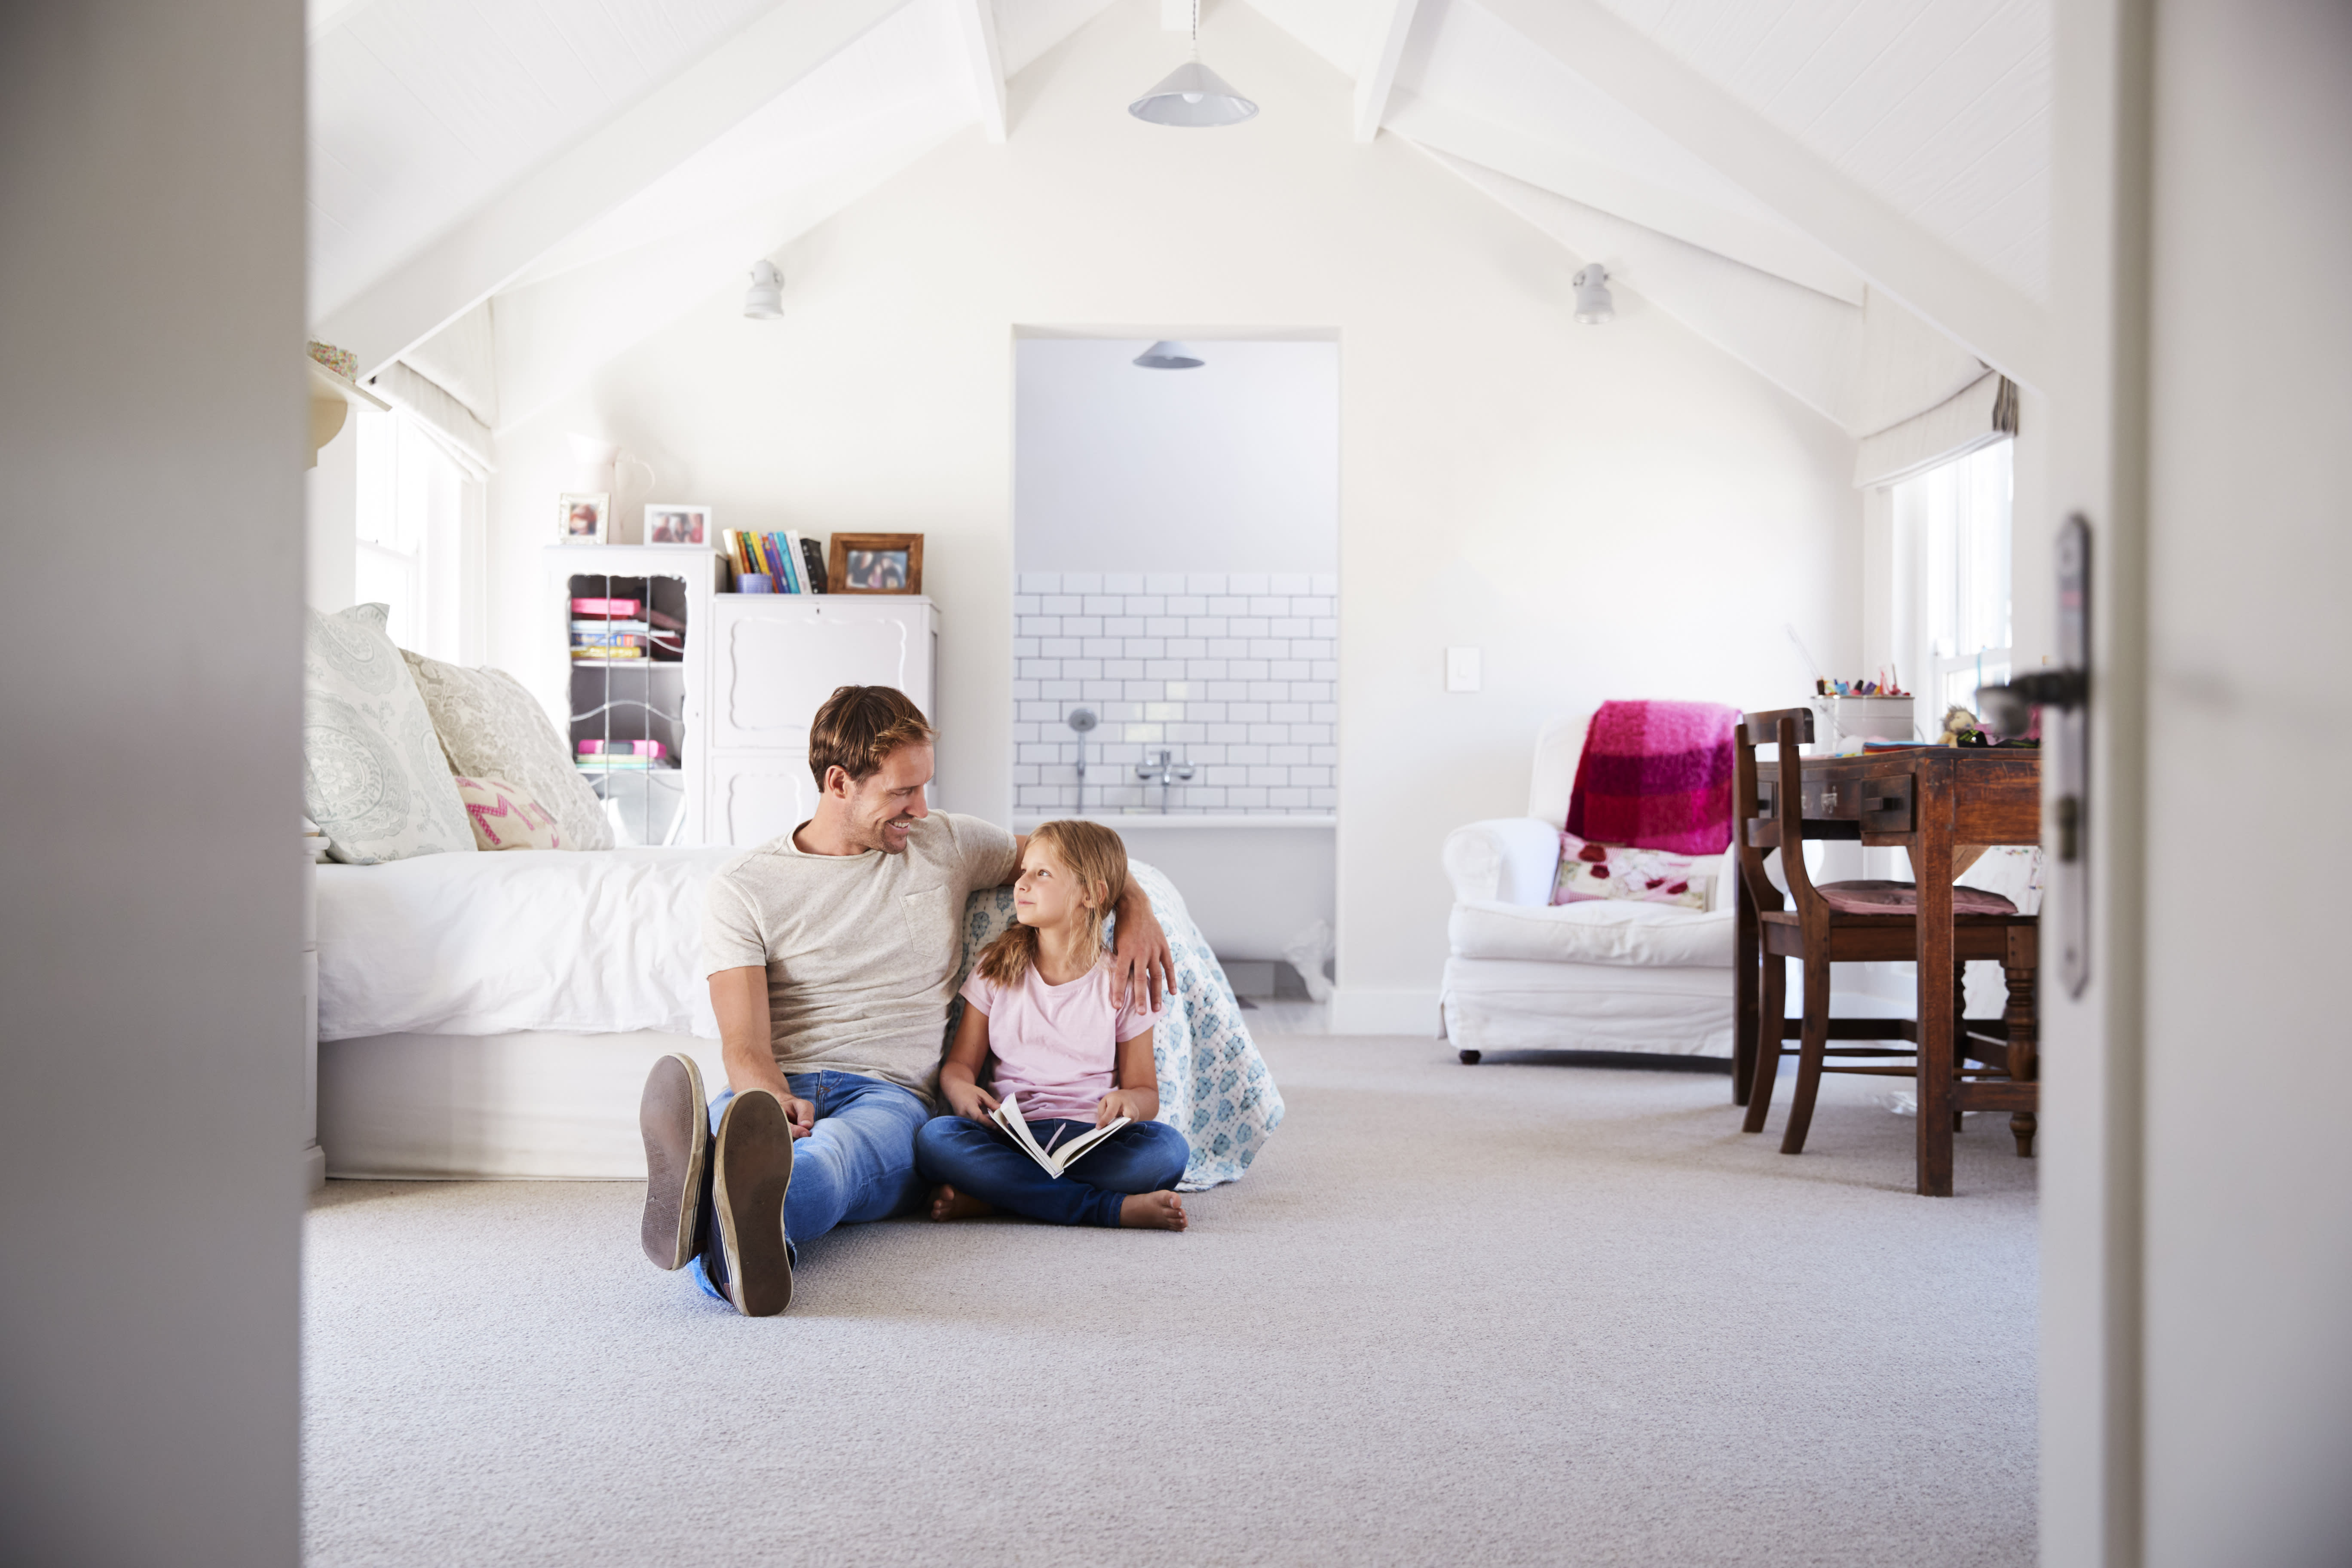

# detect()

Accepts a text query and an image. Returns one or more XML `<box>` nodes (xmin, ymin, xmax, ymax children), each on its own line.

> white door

<box><xmin>709</xmin><ymin>760</ymin><xmax>821</xmax><ymax>849</ymax></box>
<box><xmin>710</xmin><ymin>598</ymin><xmax>928</xmax><ymax>753</ymax></box>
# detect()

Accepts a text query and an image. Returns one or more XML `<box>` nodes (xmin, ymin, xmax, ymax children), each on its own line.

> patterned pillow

<box><xmin>1551</xmin><ymin>831</ymin><xmax>1710</xmax><ymax>909</ymax></box>
<box><xmin>402</xmin><ymin>652</ymin><xmax>614</xmax><ymax>851</ymax></box>
<box><xmin>453</xmin><ymin>776</ymin><xmax>564</xmax><ymax>851</ymax></box>
<box><xmin>303</xmin><ymin>604</ymin><xmax>475</xmax><ymax>864</ymax></box>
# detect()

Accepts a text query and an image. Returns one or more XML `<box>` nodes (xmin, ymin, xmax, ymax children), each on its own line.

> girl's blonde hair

<box><xmin>976</xmin><ymin>819</ymin><xmax>1130</xmax><ymax>986</ymax></box>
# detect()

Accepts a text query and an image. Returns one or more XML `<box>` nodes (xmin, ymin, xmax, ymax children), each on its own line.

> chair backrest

<box><xmin>1526</xmin><ymin>709</ymin><xmax>1593</xmax><ymax>828</ymax></box>
<box><xmin>1733</xmin><ymin>707</ymin><xmax>1820</xmax><ymax>918</ymax></box>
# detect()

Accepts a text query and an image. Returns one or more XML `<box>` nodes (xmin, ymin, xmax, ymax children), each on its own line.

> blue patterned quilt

<box><xmin>955</xmin><ymin>861</ymin><xmax>1283</xmax><ymax>1191</ymax></box>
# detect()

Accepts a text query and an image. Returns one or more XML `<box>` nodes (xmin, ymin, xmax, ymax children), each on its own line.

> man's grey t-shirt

<box><xmin>700</xmin><ymin>812</ymin><xmax>1021</xmax><ymax>1101</ymax></box>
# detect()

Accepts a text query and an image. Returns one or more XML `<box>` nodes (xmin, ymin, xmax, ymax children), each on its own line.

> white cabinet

<box><xmin>701</xmin><ymin>594</ymin><xmax>938</xmax><ymax>845</ymax></box>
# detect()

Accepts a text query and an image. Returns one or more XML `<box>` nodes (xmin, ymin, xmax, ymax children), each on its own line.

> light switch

<box><xmin>1446</xmin><ymin>646</ymin><xmax>1482</xmax><ymax>692</ymax></box>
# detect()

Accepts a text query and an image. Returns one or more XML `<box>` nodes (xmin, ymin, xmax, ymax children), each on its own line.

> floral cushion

<box><xmin>1552</xmin><ymin>831</ymin><xmax>1712</xmax><ymax>909</ymax></box>
<box><xmin>403</xmin><ymin>652</ymin><xmax>613</xmax><ymax>851</ymax></box>
<box><xmin>452</xmin><ymin>776</ymin><xmax>564</xmax><ymax>851</ymax></box>
<box><xmin>303</xmin><ymin>604</ymin><xmax>475</xmax><ymax>864</ymax></box>
<box><xmin>952</xmin><ymin>862</ymin><xmax>1284</xmax><ymax>1191</ymax></box>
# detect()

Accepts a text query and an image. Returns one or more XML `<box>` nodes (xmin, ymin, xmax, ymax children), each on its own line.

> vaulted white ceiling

<box><xmin>307</xmin><ymin>0</ymin><xmax>2051</xmax><ymax>430</ymax></box>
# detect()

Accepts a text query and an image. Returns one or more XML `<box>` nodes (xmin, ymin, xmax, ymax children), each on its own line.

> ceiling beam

<box><xmin>311</xmin><ymin>0</ymin><xmax>910</xmax><ymax>379</ymax></box>
<box><xmin>1386</xmin><ymin>92</ymin><xmax>1865</xmax><ymax>304</ymax></box>
<box><xmin>952</xmin><ymin>0</ymin><xmax>1007</xmax><ymax>144</ymax></box>
<box><xmin>1480</xmin><ymin>0</ymin><xmax>2050</xmax><ymax>389</ymax></box>
<box><xmin>1352</xmin><ymin>0</ymin><xmax>1422</xmax><ymax>144</ymax></box>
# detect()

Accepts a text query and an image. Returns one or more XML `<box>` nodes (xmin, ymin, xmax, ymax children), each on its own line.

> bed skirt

<box><xmin>321</xmin><ymin>1030</ymin><xmax>723</xmax><ymax>1181</ymax></box>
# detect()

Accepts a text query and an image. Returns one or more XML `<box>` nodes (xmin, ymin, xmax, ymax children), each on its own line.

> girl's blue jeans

<box><xmin>913</xmin><ymin>1113</ymin><xmax>1190</xmax><ymax>1228</ymax></box>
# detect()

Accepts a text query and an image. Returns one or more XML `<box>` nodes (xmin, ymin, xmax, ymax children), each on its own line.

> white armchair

<box><xmin>1439</xmin><ymin>712</ymin><xmax>1742</xmax><ymax>1064</ymax></box>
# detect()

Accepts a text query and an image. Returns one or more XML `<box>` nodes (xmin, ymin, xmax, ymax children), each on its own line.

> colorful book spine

<box><xmin>571</xmin><ymin>646</ymin><xmax>646</xmax><ymax>660</ymax></box>
<box><xmin>577</xmin><ymin>739</ymin><xmax>665</xmax><ymax>758</ymax></box>
<box><xmin>570</xmin><ymin>597</ymin><xmax>640</xmax><ymax>618</ymax></box>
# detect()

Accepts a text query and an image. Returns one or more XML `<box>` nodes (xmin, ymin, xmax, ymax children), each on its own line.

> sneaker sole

<box><xmin>714</xmin><ymin>1090</ymin><xmax>795</xmax><ymax>1317</ymax></box>
<box><xmin>639</xmin><ymin>1053</ymin><xmax>707</xmax><ymax>1270</ymax></box>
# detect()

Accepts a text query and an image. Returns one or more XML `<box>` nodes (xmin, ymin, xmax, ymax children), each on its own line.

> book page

<box><xmin>1046</xmin><ymin>1117</ymin><xmax>1130</xmax><ymax>1175</ymax></box>
<box><xmin>989</xmin><ymin>1094</ymin><xmax>1062</xmax><ymax>1177</ymax></box>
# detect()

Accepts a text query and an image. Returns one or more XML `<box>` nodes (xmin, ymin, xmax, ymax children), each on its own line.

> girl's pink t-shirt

<box><xmin>959</xmin><ymin>958</ymin><xmax>1159</xmax><ymax>1122</ymax></box>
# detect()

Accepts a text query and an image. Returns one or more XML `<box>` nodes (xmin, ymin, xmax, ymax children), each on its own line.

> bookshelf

<box><xmin>547</xmin><ymin>545</ymin><xmax>721</xmax><ymax>846</ymax></box>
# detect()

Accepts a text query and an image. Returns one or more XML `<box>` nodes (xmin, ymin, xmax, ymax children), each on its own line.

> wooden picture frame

<box><xmin>827</xmin><ymin>532</ymin><xmax>923</xmax><ymax>594</ymax></box>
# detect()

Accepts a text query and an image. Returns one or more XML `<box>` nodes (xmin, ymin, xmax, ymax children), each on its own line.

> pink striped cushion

<box><xmin>1814</xmin><ymin>880</ymin><xmax>2018</xmax><ymax>916</ymax></box>
<box><xmin>452</xmin><ymin>775</ymin><xmax>563</xmax><ymax>851</ymax></box>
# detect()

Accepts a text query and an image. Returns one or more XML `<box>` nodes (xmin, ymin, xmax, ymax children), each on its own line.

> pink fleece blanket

<box><xmin>1565</xmin><ymin>700</ymin><xmax>1740</xmax><ymax>855</ymax></box>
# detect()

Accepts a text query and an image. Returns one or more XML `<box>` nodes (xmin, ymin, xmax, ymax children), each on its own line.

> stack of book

<box><xmin>723</xmin><ymin>530</ymin><xmax>828</xmax><ymax>594</ymax></box>
<box><xmin>577</xmin><ymin>739</ymin><xmax>668</xmax><ymax>770</ymax></box>
<box><xmin>570</xmin><ymin>597</ymin><xmax>687</xmax><ymax>660</ymax></box>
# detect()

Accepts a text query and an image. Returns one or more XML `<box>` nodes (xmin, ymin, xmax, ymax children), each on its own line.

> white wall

<box><xmin>0</xmin><ymin>1</ymin><xmax>303</xmax><ymax>1562</ymax></box>
<box><xmin>485</xmin><ymin>0</ymin><xmax>1861</xmax><ymax>1024</ymax></box>
<box><xmin>1014</xmin><ymin>337</ymin><xmax>1337</xmax><ymax>574</ymax></box>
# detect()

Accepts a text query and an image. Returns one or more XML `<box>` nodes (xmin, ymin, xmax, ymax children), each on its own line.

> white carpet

<box><xmin>304</xmin><ymin>1037</ymin><xmax>2036</xmax><ymax>1567</ymax></box>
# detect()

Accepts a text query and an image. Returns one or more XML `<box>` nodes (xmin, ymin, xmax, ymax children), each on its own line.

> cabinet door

<box><xmin>710</xmin><ymin>759</ymin><xmax>820</xmax><ymax>848</ymax></box>
<box><xmin>710</xmin><ymin>598</ymin><xmax>928</xmax><ymax>752</ymax></box>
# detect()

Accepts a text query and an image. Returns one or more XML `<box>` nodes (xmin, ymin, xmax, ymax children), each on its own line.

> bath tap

<box><xmin>1136</xmin><ymin>748</ymin><xmax>1193</xmax><ymax>812</ymax></box>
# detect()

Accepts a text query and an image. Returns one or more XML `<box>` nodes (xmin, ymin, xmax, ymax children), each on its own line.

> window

<box><xmin>1895</xmin><ymin>439</ymin><xmax>2012</xmax><ymax>716</ymax></box>
<box><xmin>351</xmin><ymin>408</ymin><xmax>478</xmax><ymax>661</ymax></box>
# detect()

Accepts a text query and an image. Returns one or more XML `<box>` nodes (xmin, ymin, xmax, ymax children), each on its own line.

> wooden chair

<box><xmin>1733</xmin><ymin>709</ymin><xmax>2041</xmax><ymax>1157</ymax></box>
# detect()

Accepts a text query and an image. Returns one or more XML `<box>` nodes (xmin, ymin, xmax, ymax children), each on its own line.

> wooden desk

<box><xmin>1736</xmin><ymin>747</ymin><xmax>2041</xmax><ymax>1196</ymax></box>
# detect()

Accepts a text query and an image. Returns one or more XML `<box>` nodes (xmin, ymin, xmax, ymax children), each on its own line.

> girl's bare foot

<box><xmin>928</xmin><ymin>1183</ymin><xmax>995</xmax><ymax>1222</ymax></box>
<box><xmin>1119</xmin><ymin>1191</ymin><xmax>1188</xmax><ymax>1231</ymax></box>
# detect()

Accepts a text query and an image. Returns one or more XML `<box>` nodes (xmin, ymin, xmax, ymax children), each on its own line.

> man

<box><xmin>636</xmin><ymin>685</ymin><xmax>1174</xmax><ymax>1316</ymax></box>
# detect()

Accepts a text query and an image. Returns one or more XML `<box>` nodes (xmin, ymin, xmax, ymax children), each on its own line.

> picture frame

<box><xmin>643</xmin><ymin>502</ymin><xmax>713</xmax><ymax>547</ymax></box>
<box><xmin>558</xmin><ymin>491</ymin><xmax>609</xmax><ymax>545</ymax></box>
<box><xmin>827</xmin><ymin>532</ymin><xmax>924</xmax><ymax>595</ymax></box>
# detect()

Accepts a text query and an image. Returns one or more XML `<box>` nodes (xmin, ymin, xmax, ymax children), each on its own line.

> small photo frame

<box><xmin>644</xmin><ymin>503</ymin><xmax>713</xmax><ymax>546</ymax></box>
<box><xmin>828</xmin><ymin>532</ymin><xmax>923</xmax><ymax>595</ymax></box>
<box><xmin>558</xmin><ymin>492</ymin><xmax>609</xmax><ymax>545</ymax></box>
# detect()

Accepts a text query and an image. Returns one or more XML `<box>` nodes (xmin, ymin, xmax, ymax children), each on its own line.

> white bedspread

<box><xmin>317</xmin><ymin>847</ymin><xmax>731</xmax><ymax>1041</ymax></box>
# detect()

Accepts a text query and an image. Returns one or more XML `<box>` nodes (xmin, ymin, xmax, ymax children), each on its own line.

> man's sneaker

<box><xmin>707</xmin><ymin>1090</ymin><xmax>796</xmax><ymax>1317</ymax></box>
<box><xmin>639</xmin><ymin>1053</ymin><xmax>709</xmax><ymax>1270</ymax></box>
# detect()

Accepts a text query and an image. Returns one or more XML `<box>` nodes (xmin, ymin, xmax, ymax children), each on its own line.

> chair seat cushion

<box><xmin>1449</xmin><ymin>898</ymin><xmax>1733</xmax><ymax>968</ymax></box>
<box><xmin>1810</xmin><ymin>880</ymin><xmax>2020</xmax><ymax>916</ymax></box>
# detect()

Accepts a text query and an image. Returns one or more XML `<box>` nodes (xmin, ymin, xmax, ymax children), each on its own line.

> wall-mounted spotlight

<box><xmin>743</xmin><ymin>260</ymin><xmax>784</xmax><ymax>319</ymax></box>
<box><xmin>1573</xmin><ymin>264</ymin><xmax>1614</xmax><ymax>325</ymax></box>
<box><xmin>1133</xmin><ymin>340</ymin><xmax>1205</xmax><ymax>369</ymax></box>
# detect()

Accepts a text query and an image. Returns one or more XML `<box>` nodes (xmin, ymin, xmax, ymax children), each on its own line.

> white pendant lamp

<box><xmin>1133</xmin><ymin>340</ymin><xmax>1205</xmax><ymax>369</ymax></box>
<box><xmin>743</xmin><ymin>260</ymin><xmax>784</xmax><ymax>319</ymax></box>
<box><xmin>1130</xmin><ymin>0</ymin><xmax>1256</xmax><ymax>128</ymax></box>
<box><xmin>1573</xmin><ymin>264</ymin><xmax>1615</xmax><ymax>325</ymax></box>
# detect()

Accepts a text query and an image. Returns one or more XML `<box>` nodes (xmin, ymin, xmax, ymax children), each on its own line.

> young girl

<box><xmin>914</xmin><ymin>820</ymin><xmax>1191</xmax><ymax>1231</ymax></box>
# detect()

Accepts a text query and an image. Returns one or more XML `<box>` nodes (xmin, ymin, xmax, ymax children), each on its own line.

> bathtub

<box><xmin>1013</xmin><ymin>814</ymin><xmax>1335</xmax><ymax>964</ymax></box>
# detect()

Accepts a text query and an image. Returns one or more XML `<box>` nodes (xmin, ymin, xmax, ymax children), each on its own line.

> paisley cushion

<box><xmin>303</xmin><ymin>604</ymin><xmax>475</xmax><ymax>864</ymax></box>
<box><xmin>403</xmin><ymin>652</ymin><xmax>614</xmax><ymax>851</ymax></box>
<box><xmin>452</xmin><ymin>776</ymin><xmax>564</xmax><ymax>851</ymax></box>
<box><xmin>1815</xmin><ymin>880</ymin><xmax>2020</xmax><ymax>917</ymax></box>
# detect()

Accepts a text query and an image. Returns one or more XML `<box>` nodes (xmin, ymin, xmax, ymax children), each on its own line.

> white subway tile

<box><xmin>1012</xmin><ymin>679</ymin><xmax>1039</xmax><ymax>700</ymax></box>
<box><xmin>1248</xmin><ymin>638</ymin><xmax>1288</xmax><ymax>659</ymax></box>
<box><xmin>1269</xmin><ymin>661</ymin><xmax>1309</xmax><ymax>681</ymax></box>
<box><xmin>1144</xmin><ymin>660</ymin><xmax>1185</xmax><ymax>680</ymax></box>
<box><xmin>1312</xmin><ymin>618</ymin><xmax>1339</xmax><ymax>639</ymax></box>
<box><xmin>1248</xmin><ymin>596</ymin><xmax>1290</xmax><ymax>617</ymax></box>
<box><xmin>1294</xmin><ymin>724</ymin><xmax>1332</xmax><ymax>744</ymax></box>
<box><xmin>1206</xmin><ymin>723</ymin><xmax>1246</xmax><ymax>743</ymax></box>
<box><xmin>1289</xmin><ymin>766</ymin><xmax>1331</xmax><ymax>786</ymax></box>
<box><xmin>1309</xmin><ymin>787</ymin><xmax>1338</xmax><ymax>808</ymax></box>
<box><xmin>1080</xmin><ymin>637</ymin><xmax>1119</xmax><ymax>658</ymax></box>
<box><xmin>1166</xmin><ymin>723</ymin><xmax>1204</xmax><ymax>742</ymax></box>
<box><xmin>1083</xmin><ymin>595</ymin><xmax>1121</xmax><ymax>616</ymax></box>
<box><xmin>1168</xmin><ymin>638</ymin><xmax>1207</xmax><ymax>658</ymax></box>
<box><xmin>1144</xmin><ymin>701</ymin><xmax>1185</xmax><ymax>721</ymax></box>
<box><xmin>1122</xmin><ymin>722</ymin><xmax>1164</xmax><ymax>743</ymax></box>
<box><xmin>1185</xmin><ymin>659</ymin><xmax>1228</xmax><ymax>681</ymax></box>
<box><xmin>1042</xmin><ymin>594</ymin><xmax>1081</xmax><ymax>614</ymax></box>
<box><xmin>1184</xmin><ymin>616</ymin><xmax>1226</xmax><ymax>638</ymax></box>
<box><xmin>1207</xmin><ymin>681</ymin><xmax>1247</xmax><ymax>701</ymax></box>
<box><xmin>1228</xmin><ymin>572</ymin><xmax>1270</xmax><ymax>594</ymax></box>
<box><xmin>1019</xmin><ymin>572</ymin><xmax>1059</xmax><ymax>594</ymax></box>
<box><xmin>1182</xmin><ymin>785</ymin><xmax>1227</xmax><ymax>808</ymax></box>
<box><xmin>1289</xmin><ymin>596</ymin><xmax>1331</xmax><ymax>617</ymax></box>
<box><xmin>1103</xmin><ymin>573</ymin><xmax>1144</xmax><ymax>594</ymax></box>
<box><xmin>1187</xmin><ymin>744</ymin><xmax>1226</xmax><ymax>765</ymax></box>
<box><xmin>1269</xmin><ymin>573</ymin><xmax>1312</xmax><ymax>595</ymax></box>
<box><xmin>1291</xmin><ymin>638</ymin><xmax>1332</xmax><ymax>659</ymax></box>
<box><xmin>1166</xmin><ymin>595</ymin><xmax>1207</xmax><ymax>615</ymax></box>
<box><xmin>1020</xmin><ymin>658</ymin><xmax>1060</xmax><ymax>679</ymax></box>
<box><xmin>1310</xmin><ymin>573</ymin><xmax>1338</xmax><ymax>596</ymax></box>
<box><xmin>1291</xmin><ymin>681</ymin><xmax>1332</xmax><ymax>701</ymax></box>
<box><xmin>1185</xmin><ymin>573</ymin><xmax>1226</xmax><ymax>595</ymax></box>
<box><xmin>1188</xmin><ymin>701</ymin><xmax>1227</xmax><ymax>723</ymax></box>
<box><xmin>1269</xmin><ymin>618</ymin><xmax>1309</xmax><ymax>638</ymax></box>
<box><xmin>1248</xmin><ymin>765</ymin><xmax>1288</xmax><ymax>787</ymax></box>
<box><xmin>1040</xmin><ymin>638</ymin><xmax>1080</xmax><ymax>658</ymax></box>
<box><xmin>1271</xmin><ymin>744</ymin><xmax>1309</xmax><ymax>765</ymax></box>
<box><xmin>1205</xmin><ymin>765</ymin><xmax>1248</xmax><ymax>786</ymax></box>
<box><xmin>1018</xmin><ymin>700</ymin><xmax>1060</xmax><ymax>721</ymax></box>
<box><xmin>1061</xmin><ymin>615</ymin><xmax>1101</xmax><ymax>637</ymax></box>
<box><xmin>1041</xmin><ymin>678</ymin><xmax>1080</xmax><ymax>698</ymax></box>
<box><xmin>1121</xmin><ymin>637</ymin><xmax>1165</xmax><ymax>659</ymax></box>
<box><xmin>1229</xmin><ymin>744</ymin><xmax>1269</xmax><ymax>765</ymax></box>
<box><xmin>1104</xmin><ymin>616</ymin><xmax>1144</xmax><ymax>637</ymax></box>
<box><xmin>1122</xmin><ymin>681</ymin><xmax>1162</xmax><ymax>701</ymax></box>
<box><xmin>1228</xmin><ymin>787</ymin><xmax>1269</xmax><ymax>808</ymax></box>
<box><xmin>1230</xmin><ymin>617</ymin><xmax>1270</xmax><ymax>637</ymax></box>
<box><xmin>1104</xmin><ymin>659</ymin><xmax>1144</xmax><ymax>679</ymax></box>
<box><xmin>1013</xmin><ymin>594</ymin><xmax>1041</xmax><ymax>615</ymax></box>
<box><xmin>1206</xmin><ymin>638</ymin><xmax>1246</xmax><ymax>658</ymax></box>
<box><xmin>1123</xmin><ymin>594</ymin><xmax>1165</xmax><ymax>616</ymax></box>
<box><xmin>1011</xmin><ymin>721</ymin><xmax>1041</xmax><ymax>742</ymax></box>
<box><xmin>1012</xmin><ymin>638</ymin><xmax>1040</xmax><ymax>658</ymax></box>
<box><xmin>1145</xmin><ymin>573</ymin><xmax>1185</xmax><ymax>594</ymax></box>
<box><xmin>1311</xmin><ymin>702</ymin><xmax>1338</xmax><ymax>722</ymax></box>
<box><xmin>1311</xmin><ymin>661</ymin><xmax>1339</xmax><ymax>681</ymax></box>
<box><xmin>1063</xmin><ymin>573</ymin><xmax>1102</xmax><ymax>593</ymax></box>
<box><xmin>1228</xmin><ymin>702</ymin><xmax>1268</xmax><ymax>722</ymax></box>
<box><xmin>1246</xmin><ymin>680</ymin><xmax>1284</xmax><ymax>701</ymax></box>
<box><xmin>1270</xmin><ymin>701</ymin><xmax>1308</xmax><ymax>721</ymax></box>
<box><xmin>1017</xmin><ymin>742</ymin><xmax>1060</xmax><ymax>763</ymax></box>
<box><xmin>1163</xmin><ymin>681</ymin><xmax>1192</xmax><ymax>701</ymax></box>
<box><xmin>1230</xmin><ymin>660</ymin><xmax>1271</xmax><ymax>681</ymax></box>
<box><xmin>1100</xmin><ymin>741</ymin><xmax>1143</xmax><ymax>765</ymax></box>
<box><xmin>1064</xmin><ymin>658</ymin><xmax>1102</xmax><ymax>680</ymax></box>
<box><xmin>1248</xmin><ymin>723</ymin><xmax>1288</xmax><ymax>743</ymax></box>
<box><xmin>1268</xmin><ymin>787</ymin><xmax>1310</xmax><ymax>807</ymax></box>
<box><xmin>1081</xmin><ymin>680</ymin><xmax>1121</xmax><ymax>700</ymax></box>
<box><xmin>1311</xmin><ymin>745</ymin><xmax>1338</xmax><ymax>764</ymax></box>
<box><xmin>1019</xmin><ymin>616</ymin><xmax>1060</xmax><ymax>637</ymax></box>
<box><xmin>1011</xmin><ymin>763</ymin><xmax>1039</xmax><ymax>784</ymax></box>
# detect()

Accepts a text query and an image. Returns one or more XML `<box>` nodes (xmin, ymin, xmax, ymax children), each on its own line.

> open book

<box><xmin>990</xmin><ymin>1093</ymin><xmax>1129</xmax><ymax>1179</ymax></box>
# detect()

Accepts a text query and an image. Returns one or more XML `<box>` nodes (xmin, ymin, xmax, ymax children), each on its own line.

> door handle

<box><xmin>1976</xmin><ymin>514</ymin><xmax>2091</xmax><ymax>997</ymax></box>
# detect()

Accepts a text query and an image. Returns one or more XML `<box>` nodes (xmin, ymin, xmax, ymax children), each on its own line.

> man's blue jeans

<box><xmin>692</xmin><ymin>1071</ymin><xmax>928</xmax><ymax>1301</ymax></box>
<box><xmin>913</xmin><ymin>1113</ymin><xmax>1190</xmax><ymax>1228</ymax></box>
